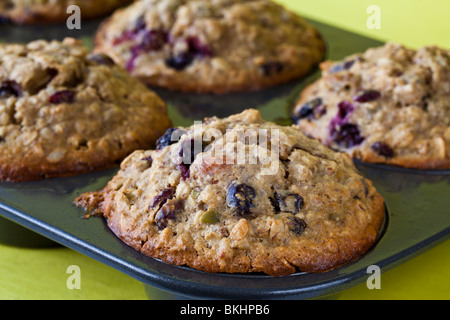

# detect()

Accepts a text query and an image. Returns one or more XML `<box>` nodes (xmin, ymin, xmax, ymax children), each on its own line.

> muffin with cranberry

<box><xmin>292</xmin><ymin>42</ymin><xmax>450</xmax><ymax>169</ymax></box>
<box><xmin>93</xmin><ymin>0</ymin><xmax>325</xmax><ymax>94</ymax></box>
<box><xmin>0</xmin><ymin>38</ymin><xmax>170</xmax><ymax>182</ymax></box>
<box><xmin>74</xmin><ymin>109</ymin><xmax>385</xmax><ymax>276</ymax></box>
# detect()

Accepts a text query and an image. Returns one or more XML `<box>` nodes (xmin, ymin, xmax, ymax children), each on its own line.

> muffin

<box><xmin>74</xmin><ymin>109</ymin><xmax>385</xmax><ymax>276</ymax></box>
<box><xmin>0</xmin><ymin>38</ymin><xmax>171</xmax><ymax>182</ymax></box>
<box><xmin>93</xmin><ymin>0</ymin><xmax>325</xmax><ymax>94</ymax></box>
<box><xmin>292</xmin><ymin>42</ymin><xmax>450</xmax><ymax>169</ymax></box>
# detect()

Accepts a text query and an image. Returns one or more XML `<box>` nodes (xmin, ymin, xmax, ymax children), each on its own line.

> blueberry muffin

<box><xmin>0</xmin><ymin>0</ymin><xmax>133</xmax><ymax>25</ymax></box>
<box><xmin>0</xmin><ymin>38</ymin><xmax>170</xmax><ymax>182</ymax></box>
<box><xmin>292</xmin><ymin>42</ymin><xmax>450</xmax><ymax>170</ymax></box>
<box><xmin>93</xmin><ymin>0</ymin><xmax>325</xmax><ymax>94</ymax></box>
<box><xmin>74</xmin><ymin>109</ymin><xmax>385</xmax><ymax>276</ymax></box>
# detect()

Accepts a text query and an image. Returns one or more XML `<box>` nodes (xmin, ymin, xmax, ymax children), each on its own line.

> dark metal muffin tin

<box><xmin>0</xmin><ymin>19</ymin><xmax>449</xmax><ymax>299</ymax></box>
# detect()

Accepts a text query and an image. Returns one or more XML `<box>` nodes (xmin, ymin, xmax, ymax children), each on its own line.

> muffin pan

<box><xmin>0</xmin><ymin>19</ymin><xmax>449</xmax><ymax>299</ymax></box>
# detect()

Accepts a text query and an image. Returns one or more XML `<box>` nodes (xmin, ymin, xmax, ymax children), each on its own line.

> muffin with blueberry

<box><xmin>0</xmin><ymin>38</ymin><xmax>170</xmax><ymax>182</ymax></box>
<box><xmin>75</xmin><ymin>109</ymin><xmax>385</xmax><ymax>276</ymax></box>
<box><xmin>292</xmin><ymin>42</ymin><xmax>450</xmax><ymax>169</ymax></box>
<box><xmin>93</xmin><ymin>0</ymin><xmax>325</xmax><ymax>94</ymax></box>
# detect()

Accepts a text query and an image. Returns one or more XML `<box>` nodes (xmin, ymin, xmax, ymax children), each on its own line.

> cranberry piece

<box><xmin>271</xmin><ymin>193</ymin><xmax>304</xmax><ymax>214</ymax></box>
<box><xmin>292</xmin><ymin>97</ymin><xmax>323</xmax><ymax>122</ymax></box>
<box><xmin>186</xmin><ymin>36</ymin><xmax>212</xmax><ymax>57</ymax></box>
<box><xmin>113</xmin><ymin>16</ymin><xmax>147</xmax><ymax>45</ymax></box>
<box><xmin>149</xmin><ymin>187</ymin><xmax>175</xmax><ymax>209</ymax></box>
<box><xmin>336</xmin><ymin>100</ymin><xmax>355</xmax><ymax>119</ymax></box>
<box><xmin>49</xmin><ymin>90</ymin><xmax>74</xmax><ymax>104</ymax></box>
<box><xmin>329</xmin><ymin>101</ymin><xmax>364</xmax><ymax>148</ymax></box>
<box><xmin>165</xmin><ymin>37</ymin><xmax>212</xmax><ymax>71</ymax></box>
<box><xmin>140</xmin><ymin>30</ymin><xmax>168</xmax><ymax>51</ymax></box>
<box><xmin>330</xmin><ymin>59</ymin><xmax>356</xmax><ymax>73</ymax></box>
<box><xmin>155</xmin><ymin>128</ymin><xmax>186</xmax><ymax>150</ymax></box>
<box><xmin>178</xmin><ymin>163</ymin><xmax>190</xmax><ymax>180</ymax></box>
<box><xmin>353</xmin><ymin>90</ymin><xmax>381</xmax><ymax>103</ymax></box>
<box><xmin>371</xmin><ymin>141</ymin><xmax>394</xmax><ymax>158</ymax></box>
<box><xmin>331</xmin><ymin>123</ymin><xmax>365</xmax><ymax>148</ymax></box>
<box><xmin>155</xmin><ymin>199</ymin><xmax>182</xmax><ymax>230</ymax></box>
<box><xmin>0</xmin><ymin>80</ymin><xmax>22</xmax><ymax>98</ymax></box>
<box><xmin>288</xmin><ymin>216</ymin><xmax>307</xmax><ymax>235</ymax></box>
<box><xmin>261</xmin><ymin>61</ymin><xmax>284</xmax><ymax>76</ymax></box>
<box><xmin>117</xmin><ymin>22</ymin><xmax>168</xmax><ymax>71</ymax></box>
<box><xmin>88</xmin><ymin>53</ymin><xmax>116</xmax><ymax>66</ymax></box>
<box><xmin>113</xmin><ymin>30</ymin><xmax>138</xmax><ymax>45</ymax></box>
<box><xmin>125</xmin><ymin>46</ymin><xmax>142</xmax><ymax>72</ymax></box>
<box><xmin>226</xmin><ymin>182</ymin><xmax>256</xmax><ymax>216</ymax></box>
<box><xmin>141</xmin><ymin>155</ymin><xmax>153</xmax><ymax>166</ymax></box>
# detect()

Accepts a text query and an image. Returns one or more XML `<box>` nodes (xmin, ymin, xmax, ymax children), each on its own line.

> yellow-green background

<box><xmin>1</xmin><ymin>0</ymin><xmax>449</xmax><ymax>300</ymax></box>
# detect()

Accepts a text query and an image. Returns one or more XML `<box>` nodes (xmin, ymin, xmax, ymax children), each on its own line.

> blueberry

<box><xmin>165</xmin><ymin>52</ymin><xmax>195</xmax><ymax>71</ymax></box>
<box><xmin>87</xmin><ymin>53</ymin><xmax>116</xmax><ymax>66</ymax></box>
<box><xmin>156</xmin><ymin>128</ymin><xmax>186</xmax><ymax>150</ymax></box>
<box><xmin>49</xmin><ymin>90</ymin><xmax>74</xmax><ymax>104</ymax></box>
<box><xmin>261</xmin><ymin>61</ymin><xmax>284</xmax><ymax>76</ymax></box>
<box><xmin>292</xmin><ymin>97</ymin><xmax>323</xmax><ymax>122</ymax></box>
<box><xmin>331</xmin><ymin>123</ymin><xmax>365</xmax><ymax>148</ymax></box>
<box><xmin>0</xmin><ymin>80</ymin><xmax>22</xmax><ymax>98</ymax></box>
<box><xmin>133</xmin><ymin>16</ymin><xmax>147</xmax><ymax>33</ymax></box>
<box><xmin>371</xmin><ymin>141</ymin><xmax>394</xmax><ymax>158</ymax></box>
<box><xmin>288</xmin><ymin>216</ymin><xmax>307</xmax><ymax>235</ymax></box>
<box><xmin>271</xmin><ymin>193</ymin><xmax>304</xmax><ymax>214</ymax></box>
<box><xmin>155</xmin><ymin>199</ymin><xmax>182</xmax><ymax>230</ymax></box>
<box><xmin>353</xmin><ymin>90</ymin><xmax>381</xmax><ymax>103</ymax></box>
<box><xmin>226</xmin><ymin>182</ymin><xmax>256</xmax><ymax>216</ymax></box>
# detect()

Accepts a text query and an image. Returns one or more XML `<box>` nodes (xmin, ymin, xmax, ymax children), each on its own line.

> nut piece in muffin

<box><xmin>0</xmin><ymin>38</ymin><xmax>171</xmax><ymax>182</ymax></box>
<box><xmin>93</xmin><ymin>0</ymin><xmax>325</xmax><ymax>94</ymax></box>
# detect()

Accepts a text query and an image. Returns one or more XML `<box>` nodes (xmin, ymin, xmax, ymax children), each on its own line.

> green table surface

<box><xmin>1</xmin><ymin>0</ymin><xmax>449</xmax><ymax>300</ymax></box>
